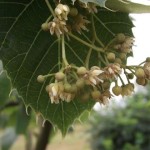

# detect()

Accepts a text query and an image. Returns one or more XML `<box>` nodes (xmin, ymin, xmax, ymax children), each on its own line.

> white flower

<box><xmin>55</xmin><ymin>4</ymin><xmax>70</xmax><ymax>20</ymax></box>
<box><xmin>47</xmin><ymin>82</ymin><xmax>75</xmax><ymax>104</ymax></box>
<box><xmin>104</xmin><ymin>63</ymin><xmax>122</xmax><ymax>78</ymax></box>
<box><xmin>121</xmin><ymin>37</ymin><xmax>134</xmax><ymax>53</ymax></box>
<box><xmin>84</xmin><ymin>66</ymin><xmax>104</xmax><ymax>86</ymax></box>
<box><xmin>49</xmin><ymin>18</ymin><xmax>68</xmax><ymax>37</ymax></box>
<box><xmin>48</xmin><ymin>83</ymin><xmax>59</xmax><ymax>104</ymax></box>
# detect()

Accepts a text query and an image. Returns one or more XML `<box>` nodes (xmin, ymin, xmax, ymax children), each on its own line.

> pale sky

<box><xmin>128</xmin><ymin>13</ymin><xmax>150</xmax><ymax>65</ymax></box>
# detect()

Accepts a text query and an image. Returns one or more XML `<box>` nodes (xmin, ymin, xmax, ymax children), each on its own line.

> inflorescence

<box><xmin>37</xmin><ymin>0</ymin><xmax>150</xmax><ymax>105</ymax></box>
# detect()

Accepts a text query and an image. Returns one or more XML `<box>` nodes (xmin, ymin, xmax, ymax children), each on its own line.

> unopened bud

<box><xmin>69</xmin><ymin>7</ymin><xmax>78</xmax><ymax>16</ymax></box>
<box><xmin>107</xmin><ymin>52</ymin><xmax>115</xmax><ymax>62</ymax></box>
<box><xmin>37</xmin><ymin>75</ymin><xmax>45</xmax><ymax>83</ymax></box>
<box><xmin>116</xmin><ymin>33</ymin><xmax>126</xmax><ymax>43</ymax></box>
<box><xmin>41</xmin><ymin>23</ymin><xmax>49</xmax><ymax>31</ymax></box>
<box><xmin>76</xmin><ymin>78</ymin><xmax>85</xmax><ymax>89</ymax></box>
<box><xmin>135</xmin><ymin>68</ymin><xmax>145</xmax><ymax>78</ymax></box>
<box><xmin>55</xmin><ymin>72</ymin><xmax>65</xmax><ymax>81</ymax></box>
<box><xmin>77</xmin><ymin>67</ymin><xmax>87</xmax><ymax>76</ymax></box>
<box><xmin>64</xmin><ymin>83</ymin><xmax>72</xmax><ymax>93</ymax></box>
<box><xmin>112</xmin><ymin>85</ymin><xmax>122</xmax><ymax>96</ymax></box>
<box><xmin>91</xmin><ymin>90</ymin><xmax>101</xmax><ymax>100</ymax></box>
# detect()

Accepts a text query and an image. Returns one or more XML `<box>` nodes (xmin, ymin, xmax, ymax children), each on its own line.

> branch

<box><xmin>0</xmin><ymin>101</ymin><xmax>20</xmax><ymax>112</ymax></box>
<box><xmin>34</xmin><ymin>121</ymin><xmax>53</xmax><ymax>150</ymax></box>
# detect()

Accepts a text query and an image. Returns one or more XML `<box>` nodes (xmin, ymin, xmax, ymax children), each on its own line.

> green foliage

<box><xmin>72</xmin><ymin>0</ymin><xmax>150</xmax><ymax>13</ymax></box>
<box><xmin>72</xmin><ymin>0</ymin><xmax>107</xmax><ymax>7</ymax></box>
<box><xmin>89</xmin><ymin>87</ymin><xmax>150</xmax><ymax>150</ymax></box>
<box><xmin>106</xmin><ymin>0</ymin><xmax>150</xmax><ymax>13</ymax></box>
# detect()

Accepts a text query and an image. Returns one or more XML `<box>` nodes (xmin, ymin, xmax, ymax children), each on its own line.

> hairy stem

<box><xmin>62</xmin><ymin>35</ymin><xmax>69</xmax><ymax>66</ymax></box>
<box><xmin>35</xmin><ymin>121</ymin><xmax>53</xmax><ymax>150</ymax></box>
<box><xmin>85</xmin><ymin>47</ymin><xmax>92</xmax><ymax>69</ymax></box>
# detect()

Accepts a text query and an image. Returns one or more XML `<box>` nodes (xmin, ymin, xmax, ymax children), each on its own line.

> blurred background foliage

<box><xmin>89</xmin><ymin>85</ymin><xmax>150</xmax><ymax>150</ymax></box>
<box><xmin>0</xmin><ymin>61</ymin><xmax>32</xmax><ymax>150</ymax></box>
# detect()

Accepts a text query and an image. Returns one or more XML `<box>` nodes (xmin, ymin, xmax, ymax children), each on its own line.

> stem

<box><xmin>85</xmin><ymin>47</ymin><xmax>92</xmax><ymax>69</ymax></box>
<box><xmin>45</xmin><ymin>0</ymin><xmax>55</xmax><ymax>17</ymax></box>
<box><xmin>0</xmin><ymin>101</ymin><xmax>20</xmax><ymax>112</ymax></box>
<box><xmin>117</xmin><ymin>74</ymin><xmax>125</xmax><ymax>86</ymax></box>
<box><xmin>97</xmin><ymin>52</ymin><xmax>101</xmax><ymax>66</ymax></box>
<box><xmin>91</xmin><ymin>15</ymin><xmax>105</xmax><ymax>48</ymax></box>
<box><xmin>98</xmin><ymin>54</ymin><xmax>107</xmax><ymax>66</ymax></box>
<box><xmin>58</xmin><ymin>38</ymin><xmax>61</xmax><ymax>70</ymax></box>
<box><xmin>104</xmin><ymin>55</ymin><xmax>110</xmax><ymax>65</ymax></box>
<box><xmin>139</xmin><ymin>60</ymin><xmax>146</xmax><ymax>66</ymax></box>
<box><xmin>62</xmin><ymin>35</ymin><xmax>69</xmax><ymax>66</ymax></box>
<box><xmin>44</xmin><ymin>73</ymin><xmax>55</xmax><ymax>78</ymax></box>
<box><xmin>126</xmin><ymin>67</ymin><xmax>136</xmax><ymax>75</ymax></box>
<box><xmin>85</xmin><ymin>37</ymin><xmax>95</xmax><ymax>69</ymax></box>
<box><xmin>68</xmin><ymin>32</ymin><xmax>104</xmax><ymax>52</ymax></box>
<box><xmin>35</xmin><ymin>121</ymin><xmax>53</xmax><ymax>150</ymax></box>
<box><xmin>46</xmin><ymin>16</ymin><xmax>52</xmax><ymax>23</ymax></box>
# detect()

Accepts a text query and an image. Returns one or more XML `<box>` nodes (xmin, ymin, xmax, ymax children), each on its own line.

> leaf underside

<box><xmin>0</xmin><ymin>0</ymin><xmax>133</xmax><ymax>135</ymax></box>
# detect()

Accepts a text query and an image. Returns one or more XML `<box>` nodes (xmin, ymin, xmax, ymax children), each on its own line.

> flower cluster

<box><xmin>41</xmin><ymin>2</ymin><xmax>92</xmax><ymax>37</ymax></box>
<box><xmin>113</xmin><ymin>33</ymin><xmax>134</xmax><ymax>53</ymax></box>
<box><xmin>37</xmin><ymin>63</ymin><xmax>123</xmax><ymax>104</ymax></box>
<box><xmin>38</xmin><ymin>0</ymin><xmax>150</xmax><ymax>106</ymax></box>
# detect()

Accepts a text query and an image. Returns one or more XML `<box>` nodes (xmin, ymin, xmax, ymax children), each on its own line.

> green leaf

<box><xmin>15</xmin><ymin>105</ymin><xmax>31</xmax><ymax>134</ymax></box>
<box><xmin>106</xmin><ymin>0</ymin><xmax>150</xmax><ymax>13</ymax></box>
<box><xmin>0</xmin><ymin>1</ymin><xmax>133</xmax><ymax>135</ymax></box>
<box><xmin>72</xmin><ymin>0</ymin><xmax>107</xmax><ymax>7</ymax></box>
<box><xmin>72</xmin><ymin>0</ymin><xmax>150</xmax><ymax>13</ymax></box>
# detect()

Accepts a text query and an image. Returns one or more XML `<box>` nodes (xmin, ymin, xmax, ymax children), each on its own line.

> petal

<box><xmin>108</xmin><ymin>68</ymin><xmax>114</xmax><ymax>74</ymax></box>
<box><xmin>52</xmin><ymin>86</ymin><xmax>58</xmax><ymax>96</ymax></box>
<box><xmin>96</xmin><ymin>77</ymin><xmax>103</xmax><ymax>83</ymax></box>
<box><xmin>50</xmin><ymin>96</ymin><xmax>54</xmax><ymax>103</ymax></box>
<box><xmin>89</xmin><ymin>77</ymin><xmax>97</xmax><ymax>85</ymax></box>
<box><xmin>92</xmin><ymin>69</ymin><xmax>104</xmax><ymax>76</ymax></box>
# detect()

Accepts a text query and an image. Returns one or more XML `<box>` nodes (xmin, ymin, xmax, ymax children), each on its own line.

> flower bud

<box><xmin>64</xmin><ymin>83</ymin><xmax>72</xmax><ymax>93</ymax></box>
<box><xmin>55</xmin><ymin>72</ymin><xmax>65</xmax><ymax>81</ymax></box>
<box><xmin>102</xmin><ymin>81</ymin><xmax>110</xmax><ymax>90</ymax></box>
<box><xmin>70</xmin><ymin>84</ymin><xmax>78</xmax><ymax>93</ymax></box>
<box><xmin>146</xmin><ymin>57</ymin><xmax>150</xmax><ymax>62</ymax></box>
<box><xmin>37</xmin><ymin>75</ymin><xmax>45</xmax><ymax>83</ymax></box>
<box><xmin>91</xmin><ymin>90</ymin><xmax>101</xmax><ymax>100</ymax></box>
<box><xmin>112</xmin><ymin>85</ymin><xmax>122</xmax><ymax>96</ymax></box>
<box><xmin>115</xmin><ymin>58</ymin><xmax>122</xmax><ymax>65</ymax></box>
<box><xmin>107</xmin><ymin>52</ymin><xmax>115</xmax><ymax>62</ymax></box>
<box><xmin>127</xmin><ymin>73</ymin><xmax>134</xmax><ymax>79</ymax></box>
<box><xmin>77</xmin><ymin>67</ymin><xmax>87</xmax><ymax>76</ymax></box>
<box><xmin>119</xmin><ymin>53</ymin><xmax>126</xmax><ymax>60</ymax></box>
<box><xmin>116</xmin><ymin>33</ymin><xmax>126</xmax><ymax>43</ymax></box>
<box><xmin>69</xmin><ymin>7</ymin><xmax>78</xmax><ymax>16</ymax></box>
<box><xmin>76</xmin><ymin>78</ymin><xmax>85</xmax><ymax>89</ymax></box>
<box><xmin>41</xmin><ymin>23</ymin><xmax>49</xmax><ymax>31</ymax></box>
<box><xmin>136</xmin><ymin>78</ymin><xmax>146</xmax><ymax>86</ymax></box>
<box><xmin>135</xmin><ymin>68</ymin><xmax>145</xmax><ymax>78</ymax></box>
